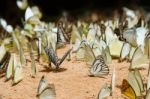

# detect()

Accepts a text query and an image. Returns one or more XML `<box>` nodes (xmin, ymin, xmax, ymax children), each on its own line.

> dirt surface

<box><xmin>0</xmin><ymin>45</ymin><xmax>148</xmax><ymax>99</ymax></box>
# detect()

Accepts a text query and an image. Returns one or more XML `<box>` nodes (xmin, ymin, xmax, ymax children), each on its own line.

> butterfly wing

<box><xmin>84</xmin><ymin>44</ymin><xmax>96</xmax><ymax>65</ymax></box>
<box><xmin>97</xmin><ymin>84</ymin><xmax>111</xmax><ymax>99</ymax></box>
<box><xmin>128</xmin><ymin>71</ymin><xmax>141</xmax><ymax>96</ymax></box>
<box><xmin>16</xmin><ymin>0</ymin><xmax>28</xmax><ymax>10</ymax></box>
<box><xmin>120</xmin><ymin>42</ymin><xmax>131</xmax><ymax>61</ymax></box>
<box><xmin>39</xmin><ymin>84</ymin><xmax>56</xmax><ymax>99</ymax></box>
<box><xmin>145</xmin><ymin>88</ymin><xmax>150</xmax><ymax>99</ymax></box>
<box><xmin>44</xmin><ymin>46</ymin><xmax>59</xmax><ymax>66</ymax></box>
<box><xmin>58</xmin><ymin>48</ymin><xmax>72</xmax><ymax>66</ymax></box>
<box><xmin>37</xmin><ymin>76</ymin><xmax>47</xmax><ymax>96</ymax></box>
<box><xmin>109</xmin><ymin>39</ymin><xmax>123</xmax><ymax>57</ymax></box>
<box><xmin>13</xmin><ymin>63</ymin><xmax>23</xmax><ymax>85</ymax></box>
<box><xmin>6</xmin><ymin>54</ymin><xmax>14</xmax><ymax>80</ymax></box>
<box><xmin>129</xmin><ymin>47</ymin><xmax>136</xmax><ymax>60</ymax></box>
<box><xmin>122</xmin><ymin>29</ymin><xmax>137</xmax><ymax>47</ymax></box>
<box><xmin>75</xmin><ymin>41</ymin><xmax>86</xmax><ymax>60</ymax></box>
<box><xmin>121</xmin><ymin>79</ymin><xmax>136</xmax><ymax>99</ymax></box>
<box><xmin>134</xmin><ymin>70</ymin><xmax>144</xmax><ymax>92</ymax></box>
<box><xmin>90</xmin><ymin>55</ymin><xmax>109</xmax><ymax>77</ymax></box>
<box><xmin>102</xmin><ymin>46</ymin><xmax>112</xmax><ymax>64</ymax></box>
<box><xmin>130</xmin><ymin>46</ymin><xmax>149</xmax><ymax>69</ymax></box>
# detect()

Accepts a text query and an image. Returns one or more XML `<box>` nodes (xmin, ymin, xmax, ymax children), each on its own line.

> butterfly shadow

<box><xmin>39</xmin><ymin>66</ymin><xmax>67</xmax><ymax>73</ymax></box>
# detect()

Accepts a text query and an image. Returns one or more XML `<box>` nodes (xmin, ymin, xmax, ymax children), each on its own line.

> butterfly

<box><xmin>146</xmin><ymin>88</ymin><xmax>150</xmax><ymax>99</ymax></box>
<box><xmin>37</xmin><ymin>76</ymin><xmax>56</xmax><ymax>99</ymax></box>
<box><xmin>97</xmin><ymin>84</ymin><xmax>111</xmax><ymax>99</ymax></box>
<box><xmin>44</xmin><ymin>45</ymin><xmax>72</xmax><ymax>69</ymax></box>
<box><xmin>120</xmin><ymin>42</ymin><xmax>131</xmax><ymax>62</ymax></box>
<box><xmin>128</xmin><ymin>70</ymin><xmax>144</xmax><ymax>97</ymax></box>
<box><xmin>130</xmin><ymin>46</ymin><xmax>149</xmax><ymax>69</ymax></box>
<box><xmin>16</xmin><ymin>0</ymin><xmax>28</xmax><ymax>10</ymax></box>
<box><xmin>89</xmin><ymin>55</ymin><xmax>109</xmax><ymax>77</ymax></box>
<box><xmin>97</xmin><ymin>65</ymin><xmax>115</xmax><ymax>98</ymax></box>
<box><xmin>12</xmin><ymin>54</ymin><xmax>23</xmax><ymax>85</ymax></box>
<box><xmin>0</xmin><ymin>45</ymin><xmax>11</xmax><ymax>74</ymax></box>
<box><xmin>0</xmin><ymin>18</ymin><xmax>13</xmax><ymax>33</ymax></box>
<box><xmin>121</xmin><ymin>79</ymin><xmax>136</xmax><ymax>99</ymax></box>
<box><xmin>5</xmin><ymin>54</ymin><xmax>14</xmax><ymax>80</ymax></box>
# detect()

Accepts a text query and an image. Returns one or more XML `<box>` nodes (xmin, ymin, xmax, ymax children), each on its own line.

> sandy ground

<box><xmin>0</xmin><ymin>45</ymin><xmax>149</xmax><ymax>99</ymax></box>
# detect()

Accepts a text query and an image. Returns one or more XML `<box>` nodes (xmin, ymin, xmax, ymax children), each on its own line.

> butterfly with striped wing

<box><xmin>89</xmin><ymin>55</ymin><xmax>109</xmax><ymax>77</ymax></box>
<box><xmin>44</xmin><ymin>45</ymin><xmax>72</xmax><ymax>69</ymax></box>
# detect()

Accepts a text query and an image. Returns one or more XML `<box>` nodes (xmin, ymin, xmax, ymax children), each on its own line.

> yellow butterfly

<box><xmin>121</xmin><ymin>79</ymin><xmax>136</xmax><ymax>99</ymax></box>
<box><xmin>130</xmin><ymin>46</ymin><xmax>149</xmax><ymax>69</ymax></box>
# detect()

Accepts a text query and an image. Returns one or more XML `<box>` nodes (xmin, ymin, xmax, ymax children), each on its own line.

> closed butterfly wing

<box><xmin>13</xmin><ymin>63</ymin><xmax>23</xmax><ymax>85</ymax></box>
<box><xmin>102</xmin><ymin>46</ymin><xmax>112</xmax><ymax>64</ymax></box>
<box><xmin>130</xmin><ymin>46</ymin><xmax>149</xmax><ymax>69</ymax></box>
<box><xmin>73</xmin><ymin>39</ymin><xmax>81</xmax><ymax>52</ymax></box>
<box><xmin>129</xmin><ymin>47</ymin><xmax>136</xmax><ymax>60</ymax></box>
<box><xmin>17</xmin><ymin>0</ymin><xmax>28</xmax><ymax>10</ymax></box>
<box><xmin>71</xmin><ymin>25</ymin><xmax>82</xmax><ymax>43</ymax></box>
<box><xmin>87</xmin><ymin>24</ymin><xmax>96</xmax><ymax>43</ymax></box>
<box><xmin>97</xmin><ymin>84</ymin><xmax>111</xmax><ymax>99</ymax></box>
<box><xmin>6</xmin><ymin>54</ymin><xmax>14</xmax><ymax>80</ymax></box>
<box><xmin>105</xmin><ymin>26</ymin><xmax>117</xmax><ymax>45</ymax></box>
<box><xmin>123</xmin><ymin>29</ymin><xmax>137</xmax><ymax>47</ymax></box>
<box><xmin>90</xmin><ymin>55</ymin><xmax>109</xmax><ymax>77</ymax></box>
<box><xmin>75</xmin><ymin>41</ymin><xmax>85</xmax><ymax>60</ymax></box>
<box><xmin>128</xmin><ymin>71</ymin><xmax>141</xmax><ymax>96</ymax></box>
<box><xmin>25</xmin><ymin>7</ymin><xmax>34</xmax><ymax>21</ymax></box>
<box><xmin>147</xmin><ymin>70</ymin><xmax>150</xmax><ymax>90</ymax></box>
<box><xmin>134</xmin><ymin>70</ymin><xmax>144</xmax><ymax>92</ymax></box>
<box><xmin>109</xmin><ymin>39</ymin><xmax>123</xmax><ymax>57</ymax></box>
<box><xmin>120</xmin><ymin>42</ymin><xmax>131</xmax><ymax>61</ymax></box>
<box><xmin>121</xmin><ymin>79</ymin><xmax>136</xmax><ymax>99</ymax></box>
<box><xmin>37</xmin><ymin>76</ymin><xmax>47</xmax><ymax>96</ymax></box>
<box><xmin>0</xmin><ymin>45</ymin><xmax>7</xmax><ymax>64</ymax></box>
<box><xmin>84</xmin><ymin>44</ymin><xmax>96</xmax><ymax>65</ymax></box>
<box><xmin>146</xmin><ymin>88</ymin><xmax>150</xmax><ymax>99</ymax></box>
<box><xmin>38</xmin><ymin>84</ymin><xmax>56</xmax><ymax>99</ymax></box>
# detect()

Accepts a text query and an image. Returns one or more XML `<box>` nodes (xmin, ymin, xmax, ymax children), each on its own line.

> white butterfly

<box><xmin>25</xmin><ymin>7</ymin><xmax>34</xmax><ymax>21</ymax></box>
<box><xmin>16</xmin><ymin>0</ymin><xmax>28</xmax><ymax>10</ymax></box>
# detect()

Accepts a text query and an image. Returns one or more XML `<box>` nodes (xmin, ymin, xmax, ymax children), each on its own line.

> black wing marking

<box><xmin>90</xmin><ymin>55</ymin><xmax>109</xmax><ymax>76</ymax></box>
<box><xmin>0</xmin><ymin>52</ymin><xmax>11</xmax><ymax>74</ymax></box>
<box><xmin>44</xmin><ymin>46</ymin><xmax>72</xmax><ymax>68</ymax></box>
